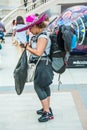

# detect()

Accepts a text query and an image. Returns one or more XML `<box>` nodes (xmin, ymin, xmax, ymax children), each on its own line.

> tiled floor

<box><xmin>0</xmin><ymin>92</ymin><xmax>84</xmax><ymax>130</ymax></box>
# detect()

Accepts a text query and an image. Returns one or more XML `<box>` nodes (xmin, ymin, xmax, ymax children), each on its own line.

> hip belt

<box><xmin>30</xmin><ymin>56</ymin><xmax>51</xmax><ymax>64</ymax></box>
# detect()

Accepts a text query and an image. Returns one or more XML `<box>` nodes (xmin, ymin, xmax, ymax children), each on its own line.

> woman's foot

<box><xmin>38</xmin><ymin>111</ymin><xmax>54</xmax><ymax>122</ymax></box>
<box><xmin>36</xmin><ymin>108</ymin><xmax>44</xmax><ymax>115</ymax></box>
<box><xmin>36</xmin><ymin>107</ymin><xmax>53</xmax><ymax>115</ymax></box>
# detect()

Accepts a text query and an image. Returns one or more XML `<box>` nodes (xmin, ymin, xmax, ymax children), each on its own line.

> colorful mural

<box><xmin>57</xmin><ymin>5</ymin><xmax>87</xmax><ymax>54</ymax></box>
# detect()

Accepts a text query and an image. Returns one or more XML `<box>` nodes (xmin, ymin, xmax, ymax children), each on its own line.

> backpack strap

<box><xmin>58</xmin><ymin>74</ymin><xmax>62</xmax><ymax>91</ymax></box>
<box><xmin>37</xmin><ymin>32</ymin><xmax>48</xmax><ymax>56</ymax></box>
<box><xmin>31</xmin><ymin>32</ymin><xmax>47</xmax><ymax>43</ymax></box>
<box><xmin>37</xmin><ymin>32</ymin><xmax>47</xmax><ymax>40</ymax></box>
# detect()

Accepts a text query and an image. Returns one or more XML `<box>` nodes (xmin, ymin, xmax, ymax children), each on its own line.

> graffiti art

<box><xmin>57</xmin><ymin>5</ymin><xmax>87</xmax><ymax>54</ymax></box>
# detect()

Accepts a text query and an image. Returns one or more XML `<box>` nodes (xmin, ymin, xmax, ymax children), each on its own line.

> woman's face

<box><xmin>29</xmin><ymin>25</ymin><xmax>37</xmax><ymax>35</ymax></box>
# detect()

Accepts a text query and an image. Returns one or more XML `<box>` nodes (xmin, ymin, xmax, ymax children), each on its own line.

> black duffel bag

<box><xmin>13</xmin><ymin>50</ymin><xmax>28</xmax><ymax>95</ymax></box>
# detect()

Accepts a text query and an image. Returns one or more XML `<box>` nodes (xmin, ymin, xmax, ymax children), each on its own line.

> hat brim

<box><xmin>17</xmin><ymin>13</ymin><xmax>46</xmax><ymax>32</ymax></box>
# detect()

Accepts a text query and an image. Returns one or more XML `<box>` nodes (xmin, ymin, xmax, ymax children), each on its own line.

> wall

<box><xmin>0</xmin><ymin>0</ymin><xmax>21</xmax><ymax>8</ymax></box>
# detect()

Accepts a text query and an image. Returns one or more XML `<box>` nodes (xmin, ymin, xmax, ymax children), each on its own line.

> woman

<box><xmin>13</xmin><ymin>16</ymin><xmax>27</xmax><ymax>59</ymax></box>
<box><xmin>17</xmin><ymin>13</ymin><xmax>54</xmax><ymax>122</ymax></box>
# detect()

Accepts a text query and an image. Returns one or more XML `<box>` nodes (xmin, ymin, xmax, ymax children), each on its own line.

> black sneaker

<box><xmin>38</xmin><ymin>111</ymin><xmax>54</xmax><ymax>122</ymax></box>
<box><xmin>36</xmin><ymin>107</ymin><xmax>53</xmax><ymax>115</ymax></box>
<box><xmin>36</xmin><ymin>108</ymin><xmax>44</xmax><ymax>115</ymax></box>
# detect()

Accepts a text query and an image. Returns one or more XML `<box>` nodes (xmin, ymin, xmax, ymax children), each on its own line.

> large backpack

<box><xmin>50</xmin><ymin>25</ymin><xmax>76</xmax><ymax>73</ymax></box>
<box><xmin>49</xmin><ymin>25</ymin><xmax>75</xmax><ymax>90</ymax></box>
<box><xmin>50</xmin><ymin>27</ymin><xmax>66</xmax><ymax>75</ymax></box>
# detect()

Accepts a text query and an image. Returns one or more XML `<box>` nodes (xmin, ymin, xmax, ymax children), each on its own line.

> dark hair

<box><xmin>16</xmin><ymin>16</ymin><xmax>25</xmax><ymax>25</ymax></box>
<box><xmin>12</xmin><ymin>20</ymin><xmax>16</xmax><ymax>25</ymax></box>
<box><xmin>36</xmin><ymin>22</ymin><xmax>47</xmax><ymax>28</ymax></box>
<box><xmin>35</xmin><ymin>13</ymin><xmax>39</xmax><ymax>17</ymax></box>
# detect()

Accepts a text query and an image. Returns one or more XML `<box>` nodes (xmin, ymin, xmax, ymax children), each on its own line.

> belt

<box><xmin>30</xmin><ymin>56</ymin><xmax>51</xmax><ymax>64</ymax></box>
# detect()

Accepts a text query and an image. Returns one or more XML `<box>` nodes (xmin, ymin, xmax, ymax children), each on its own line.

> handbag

<box><xmin>26</xmin><ymin>52</ymin><xmax>41</xmax><ymax>82</ymax></box>
<box><xmin>14</xmin><ymin>50</ymin><xmax>27</xmax><ymax>95</ymax></box>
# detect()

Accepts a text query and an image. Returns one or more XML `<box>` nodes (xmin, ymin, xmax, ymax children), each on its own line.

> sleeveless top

<box><xmin>30</xmin><ymin>31</ymin><xmax>51</xmax><ymax>58</ymax></box>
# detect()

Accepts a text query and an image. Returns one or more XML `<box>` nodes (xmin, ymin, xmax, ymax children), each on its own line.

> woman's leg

<box><xmin>41</xmin><ymin>86</ymin><xmax>51</xmax><ymax>112</ymax></box>
<box><xmin>47</xmin><ymin>96</ymin><xmax>50</xmax><ymax>108</ymax></box>
<box><xmin>34</xmin><ymin>84</ymin><xmax>50</xmax><ymax>112</ymax></box>
<box><xmin>34</xmin><ymin>84</ymin><xmax>54</xmax><ymax>122</ymax></box>
<box><xmin>44</xmin><ymin>86</ymin><xmax>51</xmax><ymax>108</ymax></box>
<box><xmin>41</xmin><ymin>97</ymin><xmax>50</xmax><ymax>112</ymax></box>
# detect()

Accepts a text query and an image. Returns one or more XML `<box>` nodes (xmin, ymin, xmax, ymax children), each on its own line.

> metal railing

<box><xmin>1</xmin><ymin>0</ymin><xmax>32</xmax><ymax>33</ymax></box>
<box><xmin>1</xmin><ymin>0</ymin><xmax>50</xmax><ymax>33</ymax></box>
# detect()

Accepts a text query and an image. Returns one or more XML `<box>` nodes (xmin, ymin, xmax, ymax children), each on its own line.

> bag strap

<box><xmin>26</xmin><ymin>50</ymin><xmax>41</xmax><ymax>67</ymax></box>
<box><xmin>58</xmin><ymin>74</ymin><xmax>62</xmax><ymax>91</ymax></box>
<box><xmin>35</xmin><ymin>56</ymin><xmax>41</xmax><ymax>66</ymax></box>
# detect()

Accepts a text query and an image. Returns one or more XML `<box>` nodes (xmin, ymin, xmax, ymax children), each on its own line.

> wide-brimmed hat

<box><xmin>17</xmin><ymin>13</ymin><xmax>46</xmax><ymax>32</ymax></box>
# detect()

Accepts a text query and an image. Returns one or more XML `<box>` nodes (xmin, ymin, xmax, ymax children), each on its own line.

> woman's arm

<box><xmin>12</xmin><ymin>30</ymin><xmax>16</xmax><ymax>39</ymax></box>
<box><xmin>26</xmin><ymin>37</ymin><xmax>47</xmax><ymax>56</ymax></box>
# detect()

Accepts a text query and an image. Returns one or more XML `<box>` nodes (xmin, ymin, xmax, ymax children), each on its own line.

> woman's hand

<box><xmin>26</xmin><ymin>43</ymin><xmax>30</xmax><ymax>50</ymax></box>
<box><xmin>20</xmin><ymin>43</ymin><xmax>26</xmax><ymax>48</ymax></box>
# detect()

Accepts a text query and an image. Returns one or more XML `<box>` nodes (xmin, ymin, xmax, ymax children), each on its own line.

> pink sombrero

<box><xmin>17</xmin><ymin>13</ymin><xmax>46</xmax><ymax>32</ymax></box>
<box><xmin>26</xmin><ymin>14</ymin><xmax>36</xmax><ymax>23</ymax></box>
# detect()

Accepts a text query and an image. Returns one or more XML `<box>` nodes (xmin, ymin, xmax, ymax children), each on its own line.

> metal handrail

<box><xmin>1</xmin><ymin>0</ymin><xmax>52</xmax><ymax>33</ymax></box>
<box><xmin>1</xmin><ymin>1</ymin><xmax>32</xmax><ymax>33</ymax></box>
<box><xmin>1</xmin><ymin>0</ymin><xmax>32</xmax><ymax>23</ymax></box>
<box><xmin>1</xmin><ymin>0</ymin><xmax>45</xmax><ymax>33</ymax></box>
